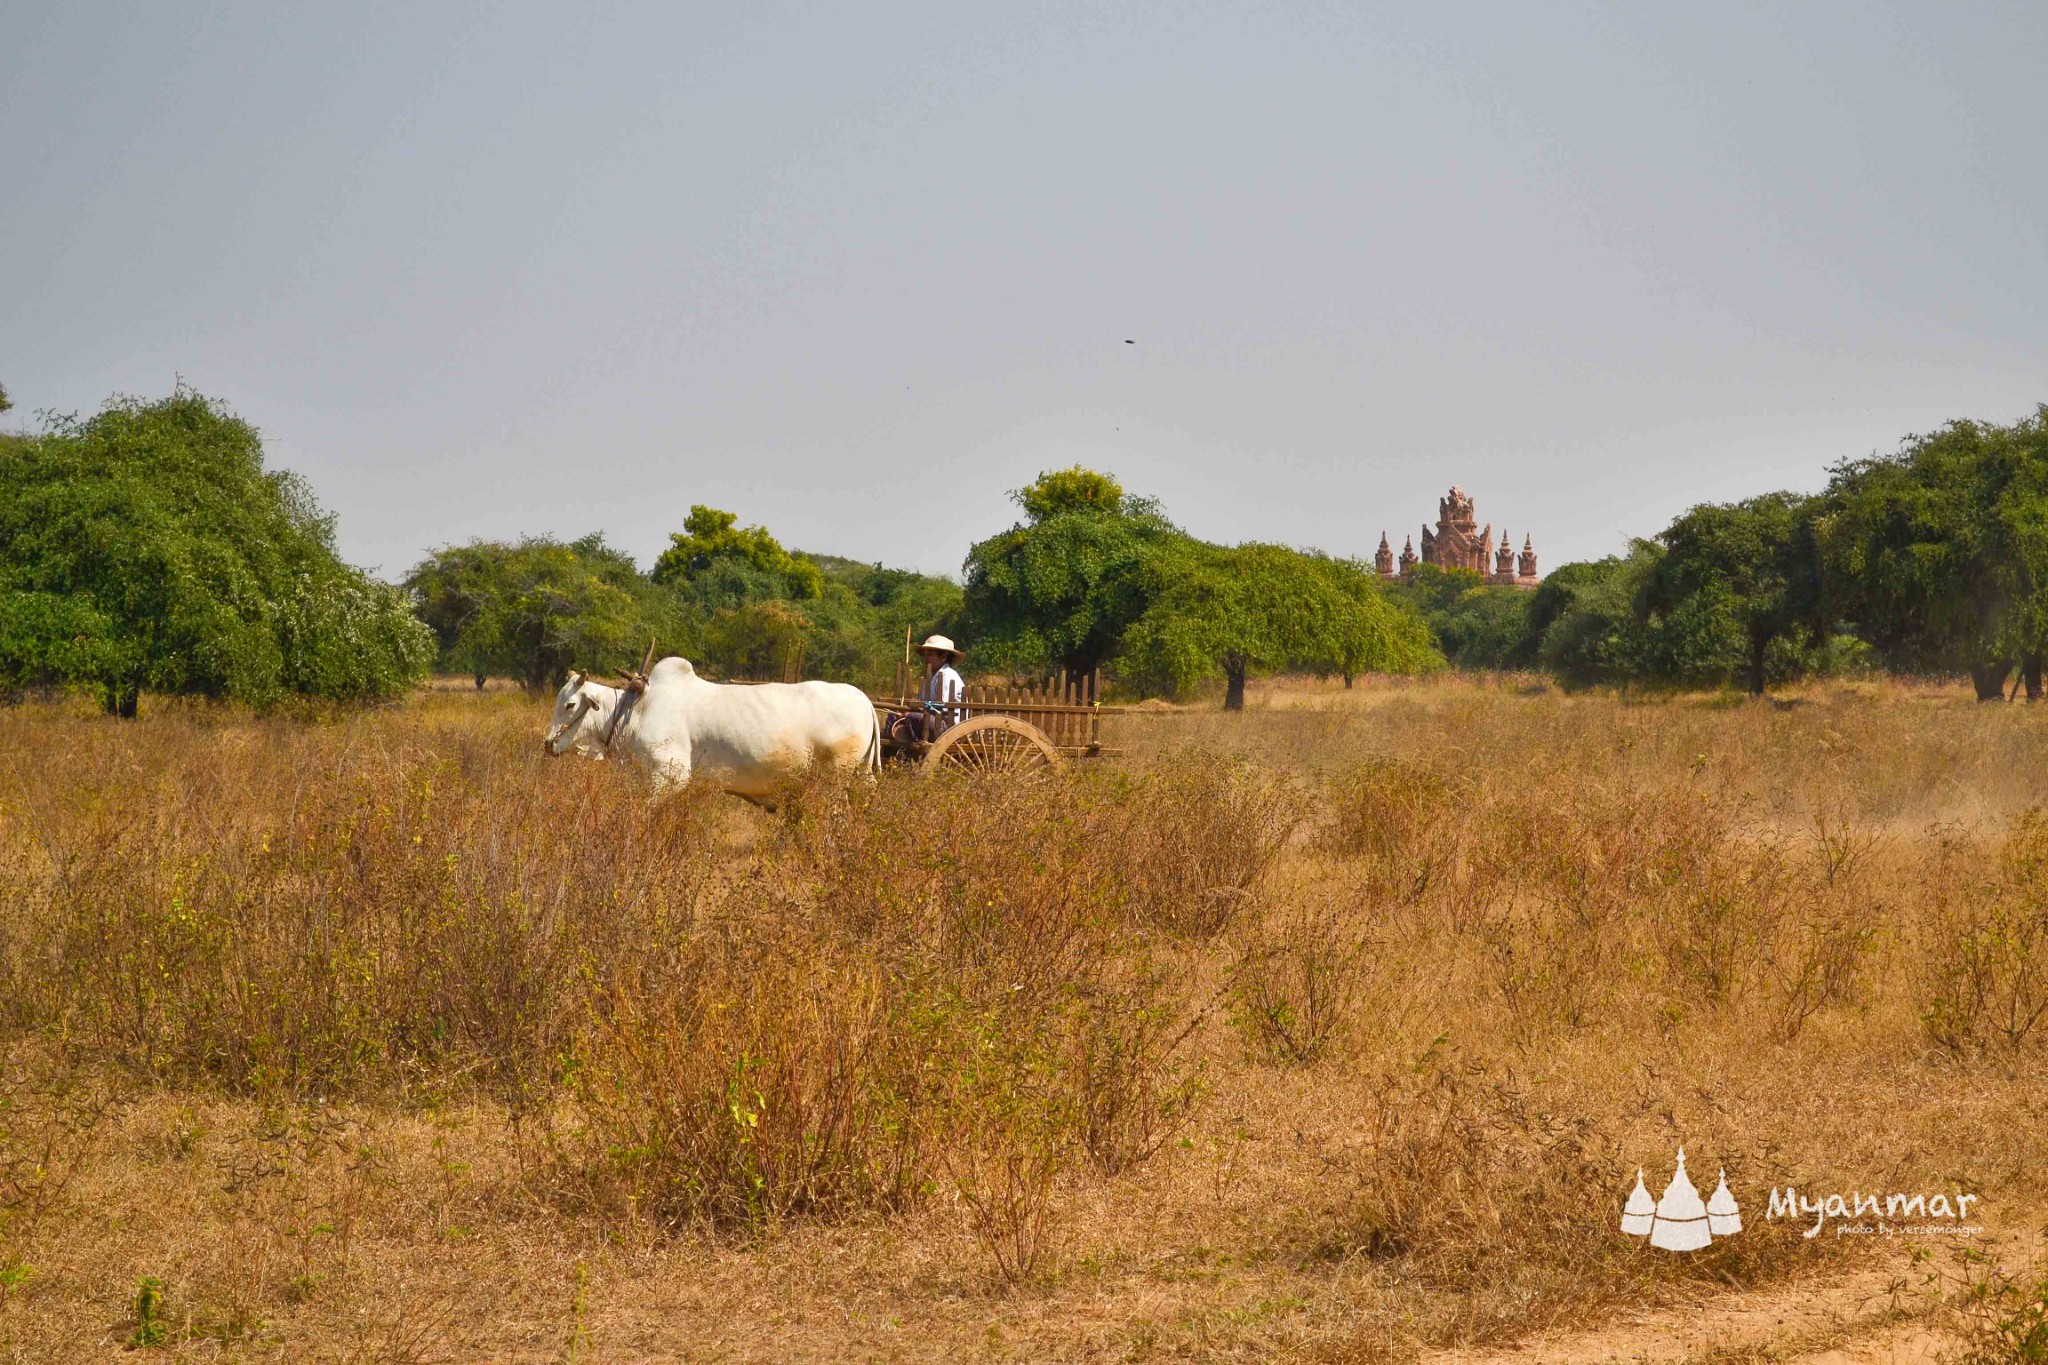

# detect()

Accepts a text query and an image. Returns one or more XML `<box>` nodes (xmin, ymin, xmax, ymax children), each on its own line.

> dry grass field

<box><xmin>2</xmin><ymin>675</ymin><xmax>2045</xmax><ymax>1362</ymax></box>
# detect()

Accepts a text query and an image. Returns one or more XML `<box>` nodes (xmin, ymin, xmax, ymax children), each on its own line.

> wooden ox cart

<box><xmin>871</xmin><ymin>664</ymin><xmax>1123</xmax><ymax>776</ymax></box>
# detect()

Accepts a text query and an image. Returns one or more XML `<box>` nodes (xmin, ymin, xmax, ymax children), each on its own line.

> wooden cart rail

<box><xmin>874</xmin><ymin>666</ymin><xmax>1125</xmax><ymax>761</ymax></box>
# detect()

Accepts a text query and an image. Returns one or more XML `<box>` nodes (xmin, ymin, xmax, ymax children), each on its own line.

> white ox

<box><xmin>542</xmin><ymin>656</ymin><xmax>880</xmax><ymax>801</ymax></box>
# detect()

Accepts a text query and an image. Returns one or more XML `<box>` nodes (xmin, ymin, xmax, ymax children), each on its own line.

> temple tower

<box><xmin>1375</xmin><ymin>487</ymin><xmax>1541</xmax><ymax>589</ymax></box>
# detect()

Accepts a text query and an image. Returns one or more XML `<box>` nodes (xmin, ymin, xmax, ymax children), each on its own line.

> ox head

<box><xmin>542</xmin><ymin>671</ymin><xmax>619</xmax><ymax>759</ymax></box>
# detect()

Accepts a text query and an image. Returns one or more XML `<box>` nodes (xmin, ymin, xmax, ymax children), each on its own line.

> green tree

<box><xmin>1528</xmin><ymin>545</ymin><xmax>1664</xmax><ymax>691</ymax></box>
<box><xmin>406</xmin><ymin>541</ymin><xmax>516</xmax><ymax>685</ymax></box>
<box><xmin>405</xmin><ymin>535</ymin><xmax>690</xmax><ymax>690</ymax></box>
<box><xmin>1817</xmin><ymin>410</ymin><xmax>2048</xmax><ymax>700</ymax></box>
<box><xmin>652</xmin><ymin>506</ymin><xmax>824</xmax><ymax>605</ymax></box>
<box><xmin>1639</xmin><ymin>493</ymin><xmax>1822</xmax><ymax>696</ymax></box>
<box><xmin>0</xmin><ymin>382</ymin><xmax>11</xmax><ymax>415</ymax></box>
<box><xmin>704</xmin><ymin>599</ymin><xmax>811</xmax><ymax>680</ymax></box>
<box><xmin>1383</xmin><ymin>563</ymin><xmax>1534</xmax><ymax>671</ymax></box>
<box><xmin>1116</xmin><ymin>541</ymin><xmax>1440</xmax><ymax>709</ymax></box>
<box><xmin>1434</xmin><ymin>587</ymin><xmax>1537</xmax><ymax>671</ymax></box>
<box><xmin>796</xmin><ymin>554</ymin><xmax>962</xmax><ymax>689</ymax></box>
<box><xmin>0</xmin><ymin>388</ymin><xmax>431</xmax><ymax>714</ymax></box>
<box><xmin>961</xmin><ymin>468</ymin><xmax>1179</xmax><ymax>676</ymax></box>
<box><xmin>1016</xmin><ymin>465</ymin><xmax>1127</xmax><ymax>520</ymax></box>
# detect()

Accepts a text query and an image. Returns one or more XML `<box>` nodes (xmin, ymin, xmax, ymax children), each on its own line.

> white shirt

<box><xmin>920</xmin><ymin>664</ymin><xmax>966</xmax><ymax>727</ymax></box>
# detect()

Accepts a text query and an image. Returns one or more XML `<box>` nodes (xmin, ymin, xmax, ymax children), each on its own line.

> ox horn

<box><xmin>639</xmin><ymin>636</ymin><xmax>657</xmax><ymax>677</ymax></box>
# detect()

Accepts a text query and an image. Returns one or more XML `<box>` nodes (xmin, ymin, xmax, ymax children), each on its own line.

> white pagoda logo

<box><xmin>1622</xmin><ymin>1148</ymin><xmax>1741</xmax><ymax>1251</ymax></box>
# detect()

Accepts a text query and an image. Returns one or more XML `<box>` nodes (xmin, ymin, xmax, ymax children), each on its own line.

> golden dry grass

<box><xmin>1</xmin><ymin>675</ymin><xmax>2044</xmax><ymax>1362</ymax></box>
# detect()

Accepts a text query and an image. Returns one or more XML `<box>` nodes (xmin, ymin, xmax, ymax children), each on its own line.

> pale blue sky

<box><xmin>4</xmin><ymin>2</ymin><xmax>2044</xmax><ymax>580</ymax></box>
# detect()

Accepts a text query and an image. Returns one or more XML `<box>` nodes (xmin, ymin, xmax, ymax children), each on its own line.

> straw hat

<box><xmin>916</xmin><ymin>634</ymin><xmax>963</xmax><ymax>659</ymax></box>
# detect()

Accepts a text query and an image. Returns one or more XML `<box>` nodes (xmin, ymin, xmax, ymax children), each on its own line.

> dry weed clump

<box><xmin>1308</xmin><ymin>750</ymin><xmax>1889</xmax><ymax>1047</ymax></box>
<box><xmin>1916</xmin><ymin>809</ymin><xmax>2048</xmax><ymax>1056</ymax></box>
<box><xmin>0</xmin><ymin>703</ymin><xmax>1290</xmax><ymax>1284</ymax></box>
<box><xmin>1305</xmin><ymin>1058</ymin><xmax>1839</xmax><ymax>1346</ymax></box>
<box><xmin>0</xmin><ymin>1041</ymin><xmax>115</xmax><ymax>1280</ymax></box>
<box><xmin>1226</xmin><ymin>898</ymin><xmax>1372</xmax><ymax>1065</ymax></box>
<box><xmin>554</xmin><ymin>769</ymin><xmax>1253</xmax><ymax>1246</ymax></box>
<box><xmin>0</xmin><ymin>679</ymin><xmax>2043</xmax><ymax>1358</ymax></box>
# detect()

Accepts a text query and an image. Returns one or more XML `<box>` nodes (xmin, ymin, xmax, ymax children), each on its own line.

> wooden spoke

<box><xmin>920</xmin><ymin>715</ymin><xmax>1063</xmax><ymax>779</ymax></box>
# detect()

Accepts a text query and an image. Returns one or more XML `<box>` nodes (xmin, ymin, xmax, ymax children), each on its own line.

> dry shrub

<box><xmin>0</xmin><ymin>1040</ymin><xmax>113</xmax><ymax>1269</ymax></box>
<box><xmin>1949</xmin><ymin>1256</ymin><xmax>2048</xmax><ymax>1364</ymax></box>
<box><xmin>1319</xmin><ymin>757</ymin><xmax>1472</xmax><ymax>909</ymax></box>
<box><xmin>1228</xmin><ymin>897</ymin><xmax>1372</xmax><ymax>1065</ymax></box>
<box><xmin>1760</xmin><ymin>899</ymin><xmax>1876</xmax><ymax>1043</ymax></box>
<box><xmin>1315</xmin><ymin>1060</ymin><xmax>1828</xmax><ymax>1345</ymax></box>
<box><xmin>1319</xmin><ymin>1061</ymin><xmax>1611</xmax><ymax>1271</ymax></box>
<box><xmin>214</xmin><ymin>1102</ymin><xmax>391</xmax><ymax>1319</ymax></box>
<box><xmin>1315</xmin><ymin>756</ymin><xmax>1885</xmax><ymax>1046</ymax></box>
<box><xmin>565</xmin><ymin>961</ymin><xmax>919</xmax><ymax>1227</ymax></box>
<box><xmin>1093</xmin><ymin>751</ymin><xmax>1306</xmax><ymax>937</ymax></box>
<box><xmin>4</xmin><ymin>714</ymin><xmax>729</xmax><ymax>1099</ymax></box>
<box><xmin>0</xmin><ymin>706</ymin><xmax>1280</xmax><ymax>1279</ymax></box>
<box><xmin>555</xmin><ymin>773</ymin><xmax>1216</xmax><ymax>1238</ymax></box>
<box><xmin>1069</xmin><ymin>956</ymin><xmax>1207</xmax><ymax>1174</ymax></box>
<box><xmin>1918</xmin><ymin>809</ymin><xmax>2048</xmax><ymax>1056</ymax></box>
<box><xmin>4</xmin><ymin>681</ymin><xmax>2047</xmax><ymax>1356</ymax></box>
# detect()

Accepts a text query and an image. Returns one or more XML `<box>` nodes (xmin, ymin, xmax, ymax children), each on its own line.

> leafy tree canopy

<box><xmin>796</xmin><ymin>554</ymin><xmax>962</xmax><ymax>688</ymax></box>
<box><xmin>1638</xmin><ymin>492</ymin><xmax>1821</xmax><ymax>695</ymax></box>
<box><xmin>406</xmin><ymin>534</ymin><xmax>689</xmax><ymax>690</ymax></box>
<box><xmin>1116</xmin><ymin>541</ymin><xmax>1440</xmax><ymax>708</ymax></box>
<box><xmin>962</xmin><ymin>469</ymin><xmax>1180</xmax><ymax>676</ymax></box>
<box><xmin>1816</xmin><ymin>409</ymin><xmax>2048</xmax><ymax>698</ymax></box>
<box><xmin>1386</xmin><ymin>563</ymin><xmax>1485</xmax><ymax>616</ymax></box>
<box><xmin>968</xmin><ymin>467</ymin><xmax>1441</xmax><ymax>700</ymax></box>
<box><xmin>652</xmin><ymin>506</ymin><xmax>824</xmax><ymax>605</ymax></box>
<box><xmin>0</xmin><ymin>388</ymin><xmax>431</xmax><ymax>714</ymax></box>
<box><xmin>703</xmin><ymin>599</ymin><xmax>811</xmax><ymax>681</ymax></box>
<box><xmin>1381</xmin><ymin>564</ymin><xmax>1533</xmax><ymax>670</ymax></box>
<box><xmin>1529</xmin><ymin>544</ymin><xmax>1662</xmax><ymax>691</ymax></box>
<box><xmin>1016</xmin><ymin>465</ymin><xmax>1128</xmax><ymax>521</ymax></box>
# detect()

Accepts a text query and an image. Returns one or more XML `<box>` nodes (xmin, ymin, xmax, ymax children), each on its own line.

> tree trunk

<box><xmin>474</xmin><ymin>671</ymin><xmax>488</xmax><ymax>691</ymax></box>
<box><xmin>1967</xmin><ymin>658</ymin><xmax>2013</xmax><ymax>702</ymax></box>
<box><xmin>1342</xmin><ymin>670</ymin><xmax>1354</xmax><ymax>689</ymax></box>
<box><xmin>1223</xmin><ymin>657</ymin><xmax>1247</xmax><ymax>712</ymax></box>
<box><xmin>2024</xmin><ymin>653</ymin><xmax>2043</xmax><ymax>703</ymax></box>
<box><xmin>1747</xmin><ymin>634</ymin><xmax>1769</xmax><ymax>697</ymax></box>
<box><xmin>105</xmin><ymin>684</ymin><xmax>139</xmax><ymax>719</ymax></box>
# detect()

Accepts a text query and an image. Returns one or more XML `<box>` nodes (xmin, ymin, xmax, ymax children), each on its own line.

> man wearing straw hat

<box><xmin>887</xmin><ymin>635</ymin><xmax>968</xmax><ymax>746</ymax></box>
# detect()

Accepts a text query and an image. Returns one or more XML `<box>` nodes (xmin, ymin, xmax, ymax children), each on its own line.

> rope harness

<box><xmin>596</xmin><ymin>639</ymin><xmax>660</xmax><ymax>757</ymax></box>
<box><xmin>596</xmin><ymin>670</ymin><xmax>648</xmax><ymax>757</ymax></box>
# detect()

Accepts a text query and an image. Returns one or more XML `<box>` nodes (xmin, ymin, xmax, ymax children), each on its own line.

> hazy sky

<box><xmin>5</xmin><ymin>2</ymin><xmax>2045</xmax><ymax>581</ymax></box>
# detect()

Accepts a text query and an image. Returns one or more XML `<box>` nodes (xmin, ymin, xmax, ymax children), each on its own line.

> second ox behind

<box><xmin>543</xmin><ymin>656</ymin><xmax>880</xmax><ymax>803</ymax></box>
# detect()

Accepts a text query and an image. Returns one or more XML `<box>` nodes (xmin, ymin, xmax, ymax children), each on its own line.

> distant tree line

<box><xmin>4</xmin><ymin>381</ymin><xmax>2045</xmax><ymax>712</ymax></box>
<box><xmin>0</xmin><ymin>387</ymin><xmax>968</xmax><ymax>713</ymax></box>
<box><xmin>405</xmin><ymin>505</ymin><xmax>963</xmax><ymax>694</ymax></box>
<box><xmin>1399</xmin><ymin>409</ymin><xmax>2048</xmax><ymax>700</ymax></box>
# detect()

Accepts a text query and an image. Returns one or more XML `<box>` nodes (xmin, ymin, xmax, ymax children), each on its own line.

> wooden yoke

<box><xmin>599</xmin><ymin>637</ymin><xmax>658</xmax><ymax>756</ymax></box>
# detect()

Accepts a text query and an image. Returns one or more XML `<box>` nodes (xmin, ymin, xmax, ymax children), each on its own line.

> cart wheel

<box><xmin>921</xmin><ymin>715</ymin><xmax>1064</xmax><ymax>778</ymax></box>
